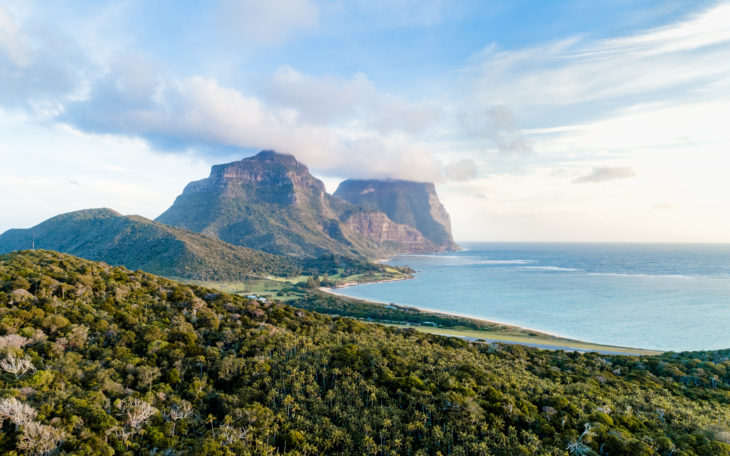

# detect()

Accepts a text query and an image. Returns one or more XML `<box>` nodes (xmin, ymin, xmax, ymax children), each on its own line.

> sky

<box><xmin>1</xmin><ymin>0</ymin><xmax>729</xmax><ymax>242</ymax></box>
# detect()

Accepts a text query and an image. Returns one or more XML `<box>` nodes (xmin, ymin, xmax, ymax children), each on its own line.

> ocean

<box><xmin>334</xmin><ymin>243</ymin><xmax>730</xmax><ymax>352</ymax></box>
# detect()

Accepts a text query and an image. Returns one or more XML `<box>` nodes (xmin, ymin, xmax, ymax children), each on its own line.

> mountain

<box><xmin>1</xmin><ymin>249</ymin><xmax>728</xmax><ymax>455</ymax></box>
<box><xmin>156</xmin><ymin>151</ymin><xmax>441</xmax><ymax>257</ymax></box>
<box><xmin>0</xmin><ymin>208</ymin><xmax>301</xmax><ymax>280</ymax></box>
<box><xmin>334</xmin><ymin>179</ymin><xmax>458</xmax><ymax>250</ymax></box>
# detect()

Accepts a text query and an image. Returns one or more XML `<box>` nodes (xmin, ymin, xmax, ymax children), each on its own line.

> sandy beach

<box><xmin>318</xmin><ymin>283</ymin><xmax>660</xmax><ymax>356</ymax></box>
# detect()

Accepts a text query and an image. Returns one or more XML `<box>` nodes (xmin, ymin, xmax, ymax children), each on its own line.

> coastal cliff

<box><xmin>334</xmin><ymin>179</ymin><xmax>458</xmax><ymax>251</ymax></box>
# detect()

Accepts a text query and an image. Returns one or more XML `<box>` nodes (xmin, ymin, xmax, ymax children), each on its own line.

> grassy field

<box><xmin>325</xmin><ymin>266</ymin><xmax>412</xmax><ymax>286</ymax></box>
<box><xmin>185</xmin><ymin>266</ymin><xmax>413</xmax><ymax>302</ymax></box>
<box><xmin>183</xmin><ymin>277</ymin><xmax>307</xmax><ymax>301</ymax></box>
<box><xmin>300</xmin><ymin>265</ymin><xmax>413</xmax><ymax>287</ymax></box>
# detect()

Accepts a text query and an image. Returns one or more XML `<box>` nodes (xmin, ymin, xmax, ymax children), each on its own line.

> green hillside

<box><xmin>0</xmin><ymin>209</ymin><xmax>302</xmax><ymax>281</ymax></box>
<box><xmin>0</xmin><ymin>250</ymin><xmax>728</xmax><ymax>455</ymax></box>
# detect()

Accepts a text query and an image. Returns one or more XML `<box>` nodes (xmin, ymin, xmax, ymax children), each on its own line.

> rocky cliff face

<box><xmin>156</xmin><ymin>151</ymin><xmax>439</xmax><ymax>258</ymax></box>
<box><xmin>342</xmin><ymin>211</ymin><xmax>438</xmax><ymax>253</ymax></box>
<box><xmin>182</xmin><ymin>151</ymin><xmax>329</xmax><ymax>210</ymax></box>
<box><xmin>334</xmin><ymin>179</ymin><xmax>458</xmax><ymax>251</ymax></box>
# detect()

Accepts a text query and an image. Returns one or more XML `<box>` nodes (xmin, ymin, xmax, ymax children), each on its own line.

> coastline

<box><xmin>326</xmin><ymin>274</ymin><xmax>413</xmax><ymax>289</ymax></box>
<box><xmin>319</xmin><ymin>278</ymin><xmax>661</xmax><ymax>356</ymax></box>
<box><xmin>322</xmin><ymin>279</ymin><xmax>568</xmax><ymax>338</ymax></box>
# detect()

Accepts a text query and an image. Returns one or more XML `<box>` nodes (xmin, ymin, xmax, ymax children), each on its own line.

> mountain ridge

<box><xmin>156</xmin><ymin>150</ymin><xmax>454</xmax><ymax>257</ymax></box>
<box><xmin>0</xmin><ymin>208</ymin><xmax>302</xmax><ymax>280</ymax></box>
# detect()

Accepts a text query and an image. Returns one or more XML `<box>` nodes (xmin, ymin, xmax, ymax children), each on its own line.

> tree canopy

<box><xmin>0</xmin><ymin>250</ymin><xmax>728</xmax><ymax>455</ymax></box>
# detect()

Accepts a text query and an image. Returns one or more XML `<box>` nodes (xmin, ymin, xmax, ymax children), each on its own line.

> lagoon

<box><xmin>335</xmin><ymin>243</ymin><xmax>730</xmax><ymax>351</ymax></box>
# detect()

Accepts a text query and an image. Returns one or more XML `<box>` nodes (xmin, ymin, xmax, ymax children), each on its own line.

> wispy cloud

<box><xmin>459</xmin><ymin>106</ymin><xmax>532</xmax><ymax>154</ymax></box>
<box><xmin>215</xmin><ymin>0</ymin><xmax>319</xmax><ymax>45</ymax></box>
<box><xmin>471</xmin><ymin>3</ymin><xmax>730</xmax><ymax>123</ymax></box>
<box><xmin>573</xmin><ymin>167</ymin><xmax>636</xmax><ymax>184</ymax></box>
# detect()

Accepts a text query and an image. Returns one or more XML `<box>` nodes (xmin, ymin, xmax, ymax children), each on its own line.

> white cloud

<box><xmin>0</xmin><ymin>110</ymin><xmax>211</xmax><ymax>234</ymax></box>
<box><xmin>266</xmin><ymin>66</ymin><xmax>441</xmax><ymax>133</ymax></box>
<box><xmin>338</xmin><ymin>0</ymin><xmax>461</xmax><ymax>30</ymax></box>
<box><xmin>216</xmin><ymin>0</ymin><xmax>319</xmax><ymax>45</ymax></box>
<box><xmin>440</xmin><ymin>144</ymin><xmax>730</xmax><ymax>242</ymax></box>
<box><xmin>573</xmin><ymin>167</ymin><xmax>636</xmax><ymax>184</ymax></box>
<box><xmin>431</xmin><ymin>2</ymin><xmax>730</xmax><ymax>241</ymax></box>
<box><xmin>267</xmin><ymin>66</ymin><xmax>378</xmax><ymax>123</ymax></box>
<box><xmin>61</xmin><ymin>63</ymin><xmax>463</xmax><ymax>183</ymax></box>
<box><xmin>443</xmin><ymin>159</ymin><xmax>478</xmax><ymax>181</ymax></box>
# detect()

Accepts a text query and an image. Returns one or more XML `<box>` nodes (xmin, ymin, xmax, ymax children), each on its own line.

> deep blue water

<box><xmin>336</xmin><ymin>243</ymin><xmax>730</xmax><ymax>351</ymax></box>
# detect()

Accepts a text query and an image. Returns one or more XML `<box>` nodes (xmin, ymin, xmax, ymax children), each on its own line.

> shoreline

<box><xmin>319</xmin><ymin>278</ymin><xmax>661</xmax><ymax>356</ymax></box>
<box><xmin>322</xmin><ymin>279</ymin><xmax>571</xmax><ymax>339</ymax></box>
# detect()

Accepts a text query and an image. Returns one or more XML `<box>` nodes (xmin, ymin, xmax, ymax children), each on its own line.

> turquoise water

<box><xmin>336</xmin><ymin>243</ymin><xmax>730</xmax><ymax>351</ymax></box>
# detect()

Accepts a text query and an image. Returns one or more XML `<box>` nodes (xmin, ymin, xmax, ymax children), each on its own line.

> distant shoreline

<box><xmin>318</xmin><ymin>279</ymin><xmax>660</xmax><ymax>356</ymax></box>
<box><xmin>322</xmin><ymin>276</ymin><xmax>565</xmax><ymax>337</ymax></box>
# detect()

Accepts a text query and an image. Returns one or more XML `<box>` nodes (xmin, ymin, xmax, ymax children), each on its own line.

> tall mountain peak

<box><xmin>334</xmin><ymin>179</ymin><xmax>458</xmax><ymax>250</ymax></box>
<box><xmin>157</xmin><ymin>151</ymin><xmax>458</xmax><ymax>257</ymax></box>
<box><xmin>179</xmin><ymin>150</ymin><xmax>326</xmax><ymax>208</ymax></box>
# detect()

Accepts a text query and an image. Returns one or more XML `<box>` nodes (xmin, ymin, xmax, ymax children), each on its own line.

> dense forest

<box><xmin>0</xmin><ymin>250</ymin><xmax>728</xmax><ymax>455</ymax></box>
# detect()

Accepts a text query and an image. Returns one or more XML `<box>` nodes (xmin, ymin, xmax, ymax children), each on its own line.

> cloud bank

<box><xmin>59</xmin><ymin>58</ymin><xmax>465</xmax><ymax>183</ymax></box>
<box><xmin>0</xmin><ymin>3</ymin><xmax>468</xmax><ymax>184</ymax></box>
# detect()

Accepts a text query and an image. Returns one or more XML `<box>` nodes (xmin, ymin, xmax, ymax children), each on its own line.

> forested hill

<box><xmin>0</xmin><ymin>208</ymin><xmax>302</xmax><ymax>281</ymax></box>
<box><xmin>0</xmin><ymin>250</ymin><xmax>728</xmax><ymax>455</ymax></box>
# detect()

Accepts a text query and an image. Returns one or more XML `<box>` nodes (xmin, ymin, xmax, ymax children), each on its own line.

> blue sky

<box><xmin>1</xmin><ymin>0</ymin><xmax>729</xmax><ymax>241</ymax></box>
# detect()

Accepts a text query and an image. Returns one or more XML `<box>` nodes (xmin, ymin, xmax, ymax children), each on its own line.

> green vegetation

<box><xmin>0</xmin><ymin>250</ymin><xmax>729</xmax><ymax>455</ymax></box>
<box><xmin>0</xmin><ymin>210</ymin><xmax>415</xmax><ymax>290</ymax></box>
<box><xmin>296</xmin><ymin>292</ymin><xmax>527</xmax><ymax>331</ymax></box>
<box><xmin>187</xmin><ymin>257</ymin><xmax>414</xmax><ymax>303</ymax></box>
<box><xmin>299</xmin><ymin>254</ymin><xmax>414</xmax><ymax>285</ymax></box>
<box><xmin>183</xmin><ymin>278</ymin><xmax>308</xmax><ymax>303</ymax></box>
<box><xmin>0</xmin><ymin>209</ymin><xmax>302</xmax><ymax>281</ymax></box>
